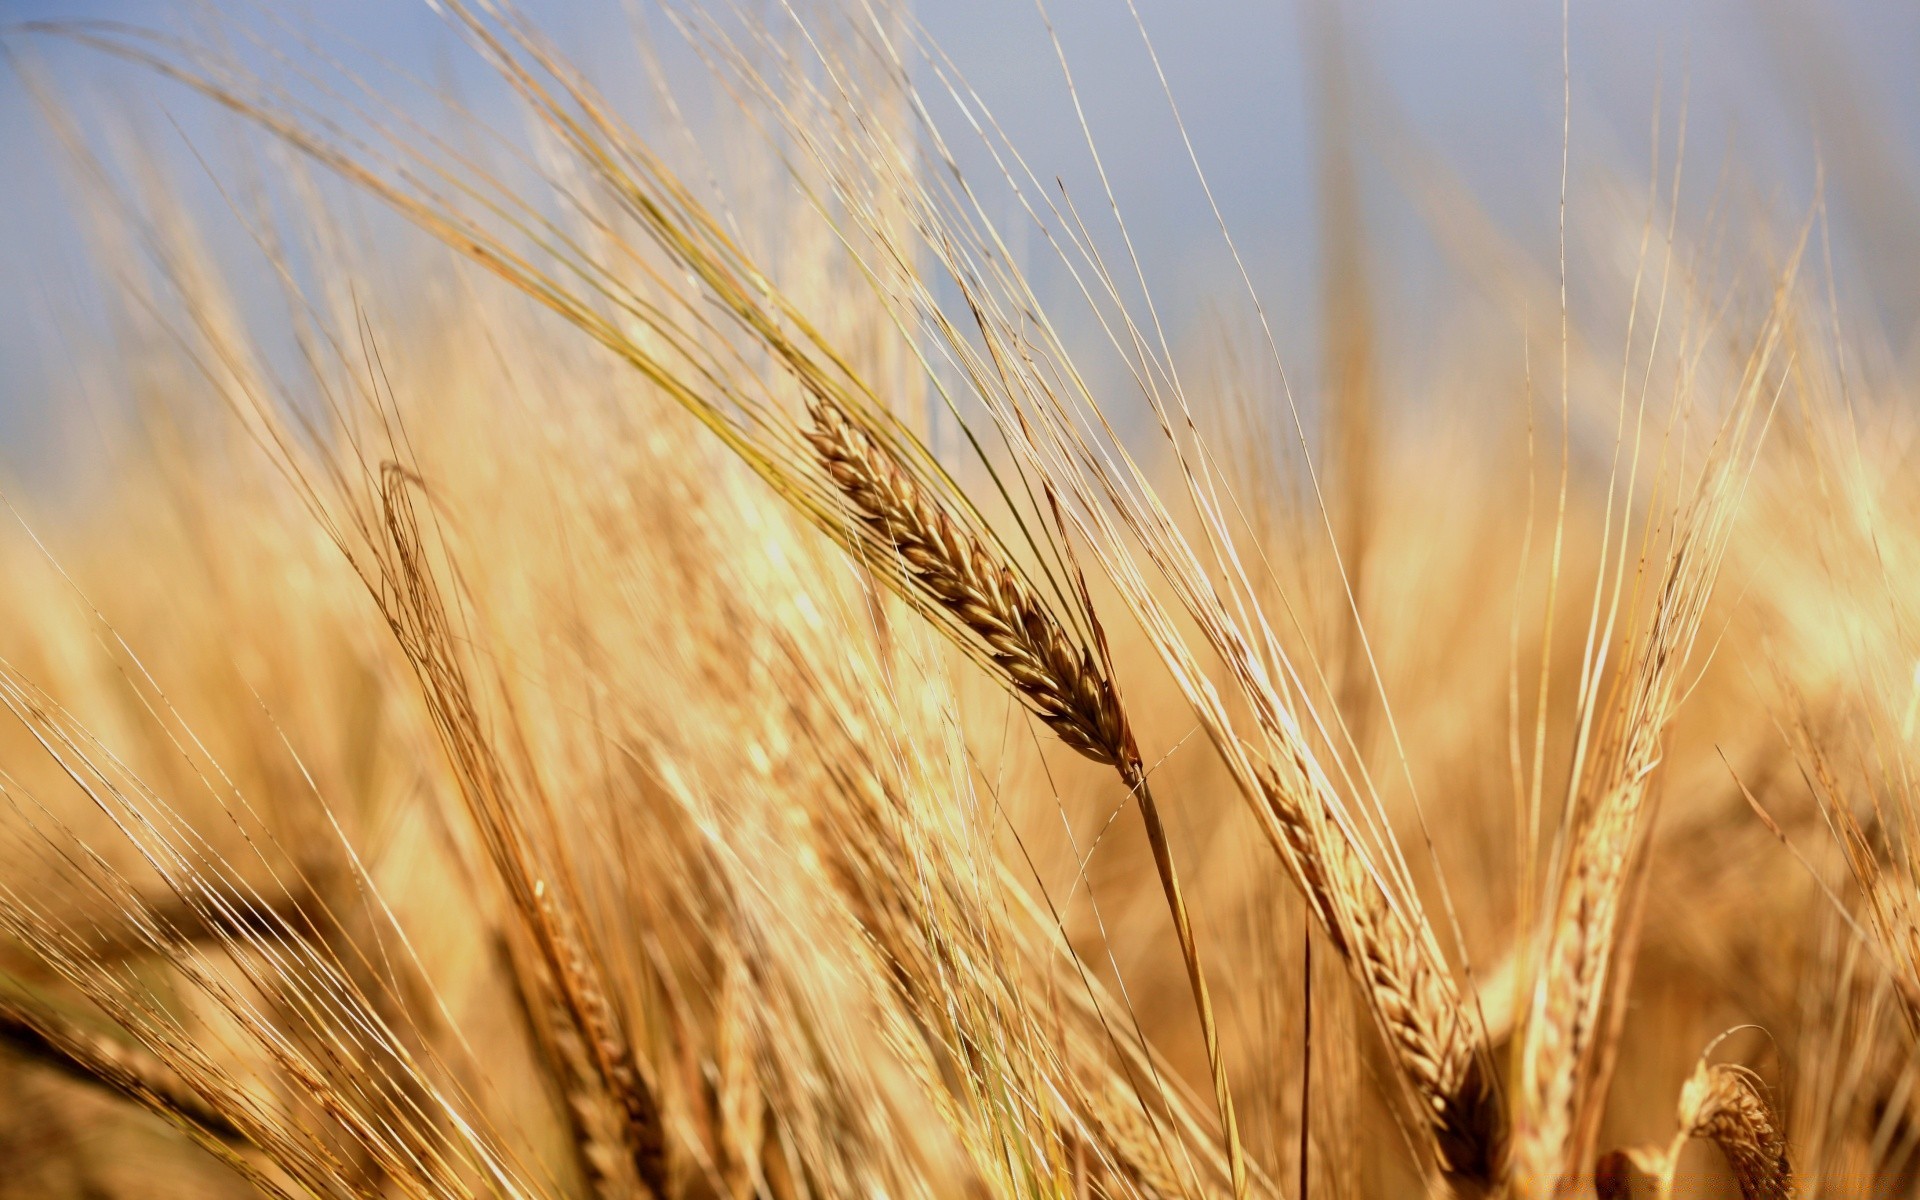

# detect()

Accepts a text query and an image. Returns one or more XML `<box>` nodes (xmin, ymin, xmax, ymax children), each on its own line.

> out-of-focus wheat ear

<box><xmin>804</xmin><ymin>393</ymin><xmax>1248</xmax><ymax>1198</ymax></box>
<box><xmin>497</xmin><ymin>929</ymin><xmax>634</xmax><ymax>1200</ymax></box>
<box><xmin>1516</xmin><ymin>797</ymin><xmax>1640</xmax><ymax>1193</ymax></box>
<box><xmin>1518</xmin><ymin>471</ymin><xmax>1763</xmax><ymax>1189</ymax></box>
<box><xmin>532</xmin><ymin>859</ymin><xmax>670</xmax><ymax>1198</ymax></box>
<box><xmin>0</xmin><ymin>987</ymin><xmax>246</xmax><ymax>1147</ymax></box>
<box><xmin>1515</xmin><ymin>216</ymin><xmax>1790</xmax><ymax>1193</ymax></box>
<box><xmin>713</xmin><ymin>957</ymin><xmax>765</xmax><ymax>1200</ymax></box>
<box><xmin>1247</xmin><ymin>758</ymin><xmax>1501</xmax><ymax>1187</ymax></box>
<box><xmin>374</xmin><ymin>466</ymin><xmax>669</xmax><ymax>1198</ymax></box>
<box><xmin>1676</xmin><ymin>1063</ymin><xmax>1793</xmax><ymax>1200</ymax></box>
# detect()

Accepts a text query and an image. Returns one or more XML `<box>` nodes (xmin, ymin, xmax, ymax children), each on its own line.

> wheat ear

<box><xmin>1676</xmin><ymin>1063</ymin><xmax>1793</xmax><ymax>1200</ymax></box>
<box><xmin>376</xmin><ymin>468</ymin><xmax>669</xmax><ymax>1197</ymax></box>
<box><xmin>0</xmin><ymin>988</ymin><xmax>245</xmax><ymax>1145</ymax></box>
<box><xmin>1517</xmin><ymin>515</ymin><xmax>1741</xmax><ymax>1192</ymax></box>
<box><xmin>1249</xmin><ymin>757</ymin><xmax>1498</xmax><ymax>1185</ymax></box>
<box><xmin>1593</xmin><ymin>1060</ymin><xmax>1793</xmax><ymax>1200</ymax></box>
<box><xmin>805</xmin><ymin>398</ymin><xmax>1125</xmax><ymax>766</ymax></box>
<box><xmin>805</xmin><ymin>395</ymin><xmax>1248</xmax><ymax>1199</ymax></box>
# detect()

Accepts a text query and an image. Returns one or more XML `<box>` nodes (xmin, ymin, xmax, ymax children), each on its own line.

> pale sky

<box><xmin>3</xmin><ymin>0</ymin><xmax>1916</xmax><ymax>473</ymax></box>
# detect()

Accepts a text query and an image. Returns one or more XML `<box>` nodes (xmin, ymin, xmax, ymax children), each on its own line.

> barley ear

<box><xmin>804</xmin><ymin>397</ymin><xmax>1126</xmax><ymax>766</ymax></box>
<box><xmin>375</xmin><ymin>466</ymin><xmax>669</xmax><ymax>1197</ymax></box>
<box><xmin>1246</xmin><ymin>757</ymin><xmax>1500</xmax><ymax>1185</ymax></box>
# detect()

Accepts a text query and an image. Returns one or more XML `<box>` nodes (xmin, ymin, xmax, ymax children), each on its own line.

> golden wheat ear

<box><xmin>1676</xmin><ymin>1063</ymin><xmax>1793</xmax><ymax>1200</ymax></box>
<box><xmin>756</xmin><ymin>36</ymin><xmax>1505</xmax><ymax>1172</ymax></box>
<box><xmin>1595</xmin><ymin>1056</ymin><xmax>1792</xmax><ymax>1200</ymax></box>
<box><xmin>804</xmin><ymin>397</ymin><xmax>1125</xmax><ymax>767</ymax></box>
<box><xmin>1514</xmin><ymin>231</ymin><xmax>1794</xmax><ymax>1190</ymax></box>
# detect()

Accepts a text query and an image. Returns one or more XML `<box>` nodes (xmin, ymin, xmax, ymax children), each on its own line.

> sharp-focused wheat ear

<box><xmin>805</xmin><ymin>396</ymin><xmax>1126</xmax><ymax>767</ymax></box>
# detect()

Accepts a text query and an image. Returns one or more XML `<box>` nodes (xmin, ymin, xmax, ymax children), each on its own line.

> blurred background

<box><xmin>2</xmin><ymin>0</ymin><xmax>1917</xmax><ymax>480</ymax></box>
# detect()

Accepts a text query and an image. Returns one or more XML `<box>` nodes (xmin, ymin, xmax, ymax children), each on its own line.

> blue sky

<box><xmin>3</xmin><ymin>0</ymin><xmax>1916</xmax><ymax>471</ymax></box>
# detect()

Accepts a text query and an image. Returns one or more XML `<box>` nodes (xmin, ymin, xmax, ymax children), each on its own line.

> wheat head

<box><xmin>1678</xmin><ymin>1063</ymin><xmax>1793</xmax><ymax>1200</ymax></box>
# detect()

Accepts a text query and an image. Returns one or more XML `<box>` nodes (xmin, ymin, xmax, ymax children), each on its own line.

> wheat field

<box><xmin>0</xmin><ymin>2</ymin><xmax>1915</xmax><ymax>1198</ymax></box>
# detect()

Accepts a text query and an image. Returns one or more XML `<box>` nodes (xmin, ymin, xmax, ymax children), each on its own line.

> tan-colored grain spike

<box><xmin>804</xmin><ymin>397</ymin><xmax>1125</xmax><ymax>767</ymax></box>
<box><xmin>1677</xmin><ymin>1063</ymin><xmax>1792</xmax><ymax>1200</ymax></box>
<box><xmin>376</xmin><ymin>467</ymin><xmax>669</xmax><ymax>1198</ymax></box>
<box><xmin>1250</xmin><ymin>756</ymin><xmax>1499</xmax><ymax>1185</ymax></box>
<box><xmin>1593</xmin><ymin>1060</ymin><xmax>1792</xmax><ymax>1200</ymax></box>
